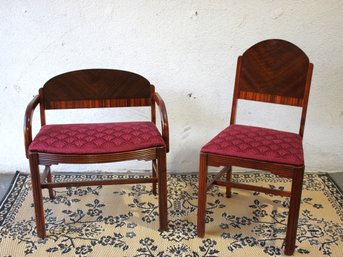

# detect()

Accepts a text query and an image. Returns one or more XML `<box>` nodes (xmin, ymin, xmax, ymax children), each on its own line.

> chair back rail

<box><xmin>38</xmin><ymin>69</ymin><xmax>155</xmax><ymax>125</ymax></box>
<box><xmin>230</xmin><ymin>39</ymin><xmax>313</xmax><ymax>137</ymax></box>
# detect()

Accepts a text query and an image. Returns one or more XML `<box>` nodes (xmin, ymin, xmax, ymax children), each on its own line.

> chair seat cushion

<box><xmin>201</xmin><ymin>124</ymin><xmax>304</xmax><ymax>166</ymax></box>
<box><xmin>29</xmin><ymin>122</ymin><xmax>165</xmax><ymax>154</ymax></box>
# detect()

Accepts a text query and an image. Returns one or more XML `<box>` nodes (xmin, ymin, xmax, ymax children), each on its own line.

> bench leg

<box><xmin>29</xmin><ymin>154</ymin><xmax>46</xmax><ymax>238</ymax></box>
<box><xmin>157</xmin><ymin>148</ymin><xmax>168</xmax><ymax>231</ymax></box>
<box><xmin>197</xmin><ymin>153</ymin><xmax>208</xmax><ymax>237</ymax></box>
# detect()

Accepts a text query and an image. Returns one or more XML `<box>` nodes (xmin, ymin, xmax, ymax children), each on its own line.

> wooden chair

<box><xmin>24</xmin><ymin>69</ymin><xmax>169</xmax><ymax>238</ymax></box>
<box><xmin>197</xmin><ymin>39</ymin><xmax>313</xmax><ymax>255</ymax></box>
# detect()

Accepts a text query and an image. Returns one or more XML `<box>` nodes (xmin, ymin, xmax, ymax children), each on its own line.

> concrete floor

<box><xmin>0</xmin><ymin>173</ymin><xmax>18</xmax><ymax>203</ymax></box>
<box><xmin>1</xmin><ymin>172</ymin><xmax>343</xmax><ymax>202</ymax></box>
<box><xmin>329</xmin><ymin>172</ymin><xmax>343</xmax><ymax>190</ymax></box>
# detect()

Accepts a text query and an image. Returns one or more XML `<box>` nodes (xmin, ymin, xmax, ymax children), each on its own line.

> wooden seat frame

<box><xmin>197</xmin><ymin>39</ymin><xmax>313</xmax><ymax>255</ymax></box>
<box><xmin>24</xmin><ymin>69</ymin><xmax>169</xmax><ymax>238</ymax></box>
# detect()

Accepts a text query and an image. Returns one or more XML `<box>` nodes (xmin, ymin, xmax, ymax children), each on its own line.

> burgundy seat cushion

<box><xmin>29</xmin><ymin>122</ymin><xmax>165</xmax><ymax>154</ymax></box>
<box><xmin>201</xmin><ymin>124</ymin><xmax>304</xmax><ymax>166</ymax></box>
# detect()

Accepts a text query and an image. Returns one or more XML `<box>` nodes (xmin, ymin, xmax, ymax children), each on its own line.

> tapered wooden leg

<box><xmin>197</xmin><ymin>153</ymin><xmax>208</xmax><ymax>237</ymax></box>
<box><xmin>46</xmin><ymin>166</ymin><xmax>55</xmax><ymax>199</ymax></box>
<box><xmin>284</xmin><ymin>169</ymin><xmax>304</xmax><ymax>255</ymax></box>
<box><xmin>157</xmin><ymin>147</ymin><xmax>168</xmax><ymax>231</ymax></box>
<box><xmin>226</xmin><ymin>166</ymin><xmax>232</xmax><ymax>198</ymax></box>
<box><xmin>29</xmin><ymin>154</ymin><xmax>46</xmax><ymax>238</ymax></box>
<box><xmin>152</xmin><ymin>160</ymin><xmax>157</xmax><ymax>195</ymax></box>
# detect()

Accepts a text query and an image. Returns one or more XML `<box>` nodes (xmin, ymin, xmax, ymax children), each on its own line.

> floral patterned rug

<box><xmin>0</xmin><ymin>172</ymin><xmax>342</xmax><ymax>257</ymax></box>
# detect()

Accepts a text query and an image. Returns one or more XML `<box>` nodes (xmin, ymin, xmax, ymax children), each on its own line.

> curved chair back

<box><xmin>41</xmin><ymin>69</ymin><xmax>154</xmax><ymax>110</ymax></box>
<box><xmin>231</xmin><ymin>39</ymin><xmax>313</xmax><ymax>136</ymax></box>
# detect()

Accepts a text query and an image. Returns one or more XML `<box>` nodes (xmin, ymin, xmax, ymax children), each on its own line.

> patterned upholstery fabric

<box><xmin>201</xmin><ymin>124</ymin><xmax>304</xmax><ymax>166</ymax></box>
<box><xmin>29</xmin><ymin>122</ymin><xmax>165</xmax><ymax>154</ymax></box>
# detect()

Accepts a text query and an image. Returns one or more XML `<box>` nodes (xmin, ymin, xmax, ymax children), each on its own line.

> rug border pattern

<box><xmin>0</xmin><ymin>171</ymin><xmax>28</xmax><ymax>226</ymax></box>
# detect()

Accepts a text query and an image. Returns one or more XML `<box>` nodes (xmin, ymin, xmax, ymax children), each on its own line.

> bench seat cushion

<box><xmin>29</xmin><ymin>121</ymin><xmax>165</xmax><ymax>154</ymax></box>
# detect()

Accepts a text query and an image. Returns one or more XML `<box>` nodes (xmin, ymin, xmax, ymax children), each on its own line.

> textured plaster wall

<box><xmin>1</xmin><ymin>1</ymin><xmax>343</xmax><ymax>173</ymax></box>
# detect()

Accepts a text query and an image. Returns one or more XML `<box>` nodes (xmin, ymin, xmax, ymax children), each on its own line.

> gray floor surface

<box><xmin>0</xmin><ymin>173</ymin><xmax>18</xmax><ymax>203</ymax></box>
<box><xmin>1</xmin><ymin>171</ymin><xmax>343</xmax><ymax>203</ymax></box>
<box><xmin>328</xmin><ymin>172</ymin><xmax>343</xmax><ymax>190</ymax></box>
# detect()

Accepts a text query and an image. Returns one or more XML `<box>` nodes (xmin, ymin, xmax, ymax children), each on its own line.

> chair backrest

<box><xmin>39</xmin><ymin>69</ymin><xmax>155</xmax><ymax>125</ymax></box>
<box><xmin>230</xmin><ymin>39</ymin><xmax>313</xmax><ymax>137</ymax></box>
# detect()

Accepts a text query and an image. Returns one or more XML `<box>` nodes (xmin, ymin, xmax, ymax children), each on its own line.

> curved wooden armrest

<box><xmin>153</xmin><ymin>92</ymin><xmax>169</xmax><ymax>152</ymax></box>
<box><xmin>24</xmin><ymin>95</ymin><xmax>40</xmax><ymax>158</ymax></box>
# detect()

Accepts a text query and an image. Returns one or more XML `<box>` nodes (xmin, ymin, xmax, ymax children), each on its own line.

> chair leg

<box><xmin>284</xmin><ymin>170</ymin><xmax>304</xmax><ymax>255</ymax></box>
<box><xmin>29</xmin><ymin>154</ymin><xmax>46</xmax><ymax>238</ymax></box>
<box><xmin>197</xmin><ymin>153</ymin><xmax>208</xmax><ymax>237</ymax></box>
<box><xmin>46</xmin><ymin>166</ymin><xmax>55</xmax><ymax>199</ymax></box>
<box><xmin>157</xmin><ymin>148</ymin><xmax>168</xmax><ymax>231</ymax></box>
<box><xmin>152</xmin><ymin>160</ymin><xmax>157</xmax><ymax>195</ymax></box>
<box><xmin>226</xmin><ymin>166</ymin><xmax>232</xmax><ymax>198</ymax></box>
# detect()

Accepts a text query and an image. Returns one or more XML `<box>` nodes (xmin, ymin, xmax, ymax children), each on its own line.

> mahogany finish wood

<box><xmin>197</xmin><ymin>39</ymin><xmax>313</xmax><ymax>256</ymax></box>
<box><xmin>206</xmin><ymin>166</ymin><xmax>228</xmax><ymax>191</ymax></box>
<box><xmin>213</xmin><ymin>180</ymin><xmax>291</xmax><ymax>197</ymax></box>
<box><xmin>43</xmin><ymin>69</ymin><xmax>151</xmax><ymax>104</ymax></box>
<box><xmin>239</xmin><ymin>40</ymin><xmax>309</xmax><ymax>101</ymax></box>
<box><xmin>41</xmin><ymin>177</ymin><xmax>158</xmax><ymax>189</ymax></box>
<box><xmin>24</xmin><ymin>69</ymin><xmax>169</xmax><ymax>238</ymax></box>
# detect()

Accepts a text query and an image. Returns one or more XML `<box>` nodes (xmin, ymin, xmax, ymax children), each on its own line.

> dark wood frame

<box><xmin>197</xmin><ymin>40</ymin><xmax>313</xmax><ymax>255</ymax></box>
<box><xmin>24</xmin><ymin>69</ymin><xmax>169</xmax><ymax>238</ymax></box>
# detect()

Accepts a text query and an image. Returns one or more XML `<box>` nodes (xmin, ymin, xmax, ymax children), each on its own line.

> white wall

<box><xmin>1</xmin><ymin>0</ymin><xmax>343</xmax><ymax>173</ymax></box>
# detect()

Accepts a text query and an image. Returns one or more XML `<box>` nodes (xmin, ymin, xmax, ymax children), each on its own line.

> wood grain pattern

<box><xmin>154</xmin><ymin>92</ymin><xmax>169</xmax><ymax>152</ymax></box>
<box><xmin>24</xmin><ymin>95</ymin><xmax>40</xmax><ymax>157</ymax></box>
<box><xmin>285</xmin><ymin>169</ymin><xmax>304</xmax><ymax>255</ymax></box>
<box><xmin>157</xmin><ymin>147</ymin><xmax>168</xmax><ymax>230</ymax></box>
<box><xmin>36</xmin><ymin>148</ymin><xmax>158</xmax><ymax>166</ymax></box>
<box><xmin>238</xmin><ymin>91</ymin><xmax>303</xmax><ymax>106</ymax></box>
<box><xmin>213</xmin><ymin>180</ymin><xmax>291</xmax><ymax>197</ymax></box>
<box><xmin>197</xmin><ymin>153</ymin><xmax>208</xmax><ymax>238</ymax></box>
<box><xmin>197</xmin><ymin>39</ymin><xmax>313</xmax><ymax>255</ymax></box>
<box><xmin>45</xmin><ymin>98</ymin><xmax>152</xmax><ymax>109</ymax></box>
<box><xmin>239</xmin><ymin>39</ymin><xmax>309</xmax><ymax>101</ymax></box>
<box><xmin>205</xmin><ymin>166</ymin><xmax>228</xmax><ymax>191</ymax></box>
<box><xmin>24</xmin><ymin>69</ymin><xmax>169</xmax><ymax>239</ymax></box>
<box><xmin>299</xmin><ymin>63</ymin><xmax>313</xmax><ymax>137</ymax></box>
<box><xmin>225</xmin><ymin>166</ymin><xmax>232</xmax><ymax>198</ymax></box>
<box><xmin>29</xmin><ymin>153</ymin><xmax>45</xmax><ymax>238</ymax></box>
<box><xmin>41</xmin><ymin>177</ymin><xmax>158</xmax><ymax>189</ymax></box>
<box><xmin>205</xmin><ymin>153</ymin><xmax>302</xmax><ymax>178</ymax></box>
<box><xmin>43</xmin><ymin>69</ymin><xmax>152</xmax><ymax>105</ymax></box>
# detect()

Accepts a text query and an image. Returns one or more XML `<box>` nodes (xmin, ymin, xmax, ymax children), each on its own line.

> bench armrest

<box><xmin>24</xmin><ymin>95</ymin><xmax>40</xmax><ymax>158</ymax></box>
<box><xmin>153</xmin><ymin>92</ymin><xmax>169</xmax><ymax>152</ymax></box>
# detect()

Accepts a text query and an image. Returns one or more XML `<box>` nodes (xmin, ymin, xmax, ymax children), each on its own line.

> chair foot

<box><xmin>37</xmin><ymin>227</ymin><xmax>46</xmax><ymax>238</ymax></box>
<box><xmin>158</xmin><ymin>222</ymin><xmax>168</xmax><ymax>232</ymax></box>
<box><xmin>197</xmin><ymin>227</ymin><xmax>205</xmax><ymax>238</ymax></box>
<box><xmin>284</xmin><ymin>247</ymin><xmax>295</xmax><ymax>256</ymax></box>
